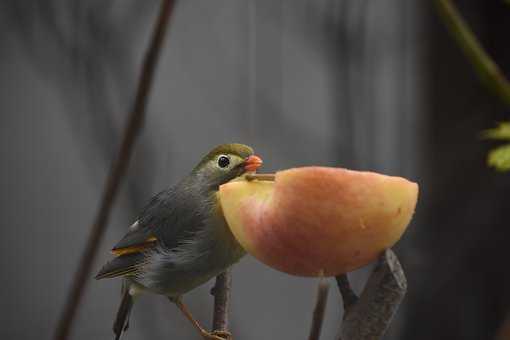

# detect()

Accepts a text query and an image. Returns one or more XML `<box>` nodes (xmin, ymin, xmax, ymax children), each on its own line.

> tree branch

<box><xmin>337</xmin><ymin>249</ymin><xmax>407</xmax><ymax>340</ymax></box>
<box><xmin>308</xmin><ymin>277</ymin><xmax>330</xmax><ymax>340</ymax></box>
<box><xmin>211</xmin><ymin>270</ymin><xmax>232</xmax><ymax>338</ymax></box>
<box><xmin>435</xmin><ymin>0</ymin><xmax>510</xmax><ymax>107</ymax></box>
<box><xmin>53</xmin><ymin>1</ymin><xmax>175</xmax><ymax>339</ymax></box>
<box><xmin>335</xmin><ymin>274</ymin><xmax>359</xmax><ymax>311</ymax></box>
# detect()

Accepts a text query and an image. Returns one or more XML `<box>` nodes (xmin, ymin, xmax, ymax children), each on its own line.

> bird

<box><xmin>95</xmin><ymin>143</ymin><xmax>264</xmax><ymax>340</ymax></box>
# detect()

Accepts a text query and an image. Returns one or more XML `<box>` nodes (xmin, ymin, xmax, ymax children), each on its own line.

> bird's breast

<box><xmin>136</xmin><ymin>191</ymin><xmax>246</xmax><ymax>296</ymax></box>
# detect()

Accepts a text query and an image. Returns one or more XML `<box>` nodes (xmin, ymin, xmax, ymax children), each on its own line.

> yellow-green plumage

<box><xmin>95</xmin><ymin>143</ymin><xmax>257</xmax><ymax>340</ymax></box>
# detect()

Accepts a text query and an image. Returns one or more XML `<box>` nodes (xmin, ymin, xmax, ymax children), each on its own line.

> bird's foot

<box><xmin>201</xmin><ymin>330</ymin><xmax>232</xmax><ymax>340</ymax></box>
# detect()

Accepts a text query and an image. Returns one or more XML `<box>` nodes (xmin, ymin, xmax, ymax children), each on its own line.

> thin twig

<box><xmin>435</xmin><ymin>0</ymin><xmax>510</xmax><ymax>107</ymax></box>
<box><xmin>53</xmin><ymin>1</ymin><xmax>175</xmax><ymax>339</ymax></box>
<box><xmin>245</xmin><ymin>173</ymin><xmax>276</xmax><ymax>181</ymax></box>
<box><xmin>308</xmin><ymin>277</ymin><xmax>330</xmax><ymax>340</ymax></box>
<box><xmin>211</xmin><ymin>270</ymin><xmax>232</xmax><ymax>337</ymax></box>
<box><xmin>335</xmin><ymin>274</ymin><xmax>359</xmax><ymax>312</ymax></box>
<box><xmin>337</xmin><ymin>249</ymin><xmax>407</xmax><ymax>340</ymax></box>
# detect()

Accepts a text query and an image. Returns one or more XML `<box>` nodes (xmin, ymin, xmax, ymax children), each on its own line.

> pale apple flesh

<box><xmin>219</xmin><ymin>167</ymin><xmax>418</xmax><ymax>277</ymax></box>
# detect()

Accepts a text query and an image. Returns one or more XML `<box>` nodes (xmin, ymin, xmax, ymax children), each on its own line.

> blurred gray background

<box><xmin>1</xmin><ymin>1</ymin><xmax>510</xmax><ymax>339</ymax></box>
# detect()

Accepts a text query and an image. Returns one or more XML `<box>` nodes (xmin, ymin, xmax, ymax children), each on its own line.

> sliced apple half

<box><xmin>219</xmin><ymin>167</ymin><xmax>418</xmax><ymax>277</ymax></box>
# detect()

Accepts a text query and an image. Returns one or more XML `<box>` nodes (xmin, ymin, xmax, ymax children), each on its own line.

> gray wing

<box><xmin>112</xmin><ymin>182</ymin><xmax>207</xmax><ymax>253</ymax></box>
<box><xmin>111</xmin><ymin>220</ymin><xmax>156</xmax><ymax>253</ymax></box>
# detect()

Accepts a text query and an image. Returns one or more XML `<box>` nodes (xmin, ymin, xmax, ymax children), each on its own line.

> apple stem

<box><xmin>336</xmin><ymin>249</ymin><xmax>407</xmax><ymax>340</ymax></box>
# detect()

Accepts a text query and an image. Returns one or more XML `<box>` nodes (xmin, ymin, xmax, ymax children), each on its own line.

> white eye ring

<box><xmin>217</xmin><ymin>155</ymin><xmax>230</xmax><ymax>168</ymax></box>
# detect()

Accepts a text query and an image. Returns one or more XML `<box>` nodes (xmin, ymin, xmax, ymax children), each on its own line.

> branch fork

<box><xmin>336</xmin><ymin>249</ymin><xmax>407</xmax><ymax>340</ymax></box>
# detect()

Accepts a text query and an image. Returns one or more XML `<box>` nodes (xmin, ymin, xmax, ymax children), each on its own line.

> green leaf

<box><xmin>487</xmin><ymin>144</ymin><xmax>510</xmax><ymax>171</ymax></box>
<box><xmin>481</xmin><ymin>122</ymin><xmax>510</xmax><ymax>140</ymax></box>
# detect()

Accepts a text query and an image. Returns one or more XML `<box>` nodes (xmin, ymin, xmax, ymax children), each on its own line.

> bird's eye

<box><xmin>217</xmin><ymin>155</ymin><xmax>230</xmax><ymax>168</ymax></box>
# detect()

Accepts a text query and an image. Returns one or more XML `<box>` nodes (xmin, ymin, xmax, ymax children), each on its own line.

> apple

<box><xmin>219</xmin><ymin>167</ymin><xmax>418</xmax><ymax>277</ymax></box>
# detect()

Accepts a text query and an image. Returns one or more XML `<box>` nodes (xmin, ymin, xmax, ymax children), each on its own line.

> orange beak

<box><xmin>244</xmin><ymin>155</ymin><xmax>263</xmax><ymax>172</ymax></box>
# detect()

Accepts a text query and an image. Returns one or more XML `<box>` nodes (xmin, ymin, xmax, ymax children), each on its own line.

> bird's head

<box><xmin>191</xmin><ymin>143</ymin><xmax>263</xmax><ymax>189</ymax></box>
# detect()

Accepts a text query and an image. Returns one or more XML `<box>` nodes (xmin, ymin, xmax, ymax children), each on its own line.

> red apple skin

<box><xmin>219</xmin><ymin>167</ymin><xmax>418</xmax><ymax>277</ymax></box>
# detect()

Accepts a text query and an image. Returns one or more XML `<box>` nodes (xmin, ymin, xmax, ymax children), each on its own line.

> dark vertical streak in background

<box><xmin>335</xmin><ymin>0</ymin><xmax>355</xmax><ymax>167</ymax></box>
<box><xmin>53</xmin><ymin>1</ymin><xmax>175</xmax><ymax>339</ymax></box>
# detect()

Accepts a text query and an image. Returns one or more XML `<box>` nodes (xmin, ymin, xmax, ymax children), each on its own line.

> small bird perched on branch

<box><xmin>96</xmin><ymin>143</ymin><xmax>263</xmax><ymax>340</ymax></box>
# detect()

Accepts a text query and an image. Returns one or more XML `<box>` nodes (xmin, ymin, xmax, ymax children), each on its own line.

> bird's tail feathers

<box><xmin>113</xmin><ymin>285</ymin><xmax>134</xmax><ymax>340</ymax></box>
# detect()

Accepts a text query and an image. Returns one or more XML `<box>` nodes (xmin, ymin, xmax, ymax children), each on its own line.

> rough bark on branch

<box><xmin>337</xmin><ymin>249</ymin><xmax>407</xmax><ymax>340</ymax></box>
<box><xmin>211</xmin><ymin>270</ymin><xmax>232</xmax><ymax>339</ymax></box>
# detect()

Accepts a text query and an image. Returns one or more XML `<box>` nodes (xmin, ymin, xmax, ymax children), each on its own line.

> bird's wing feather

<box><xmin>111</xmin><ymin>222</ymin><xmax>157</xmax><ymax>255</ymax></box>
<box><xmin>95</xmin><ymin>253</ymin><xmax>145</xmax><ymax>279</ymax></box>
<box><xmin>111</xmin><ymin>183</ymin><xmax>207</xmax><ymax>254</ymax></box>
